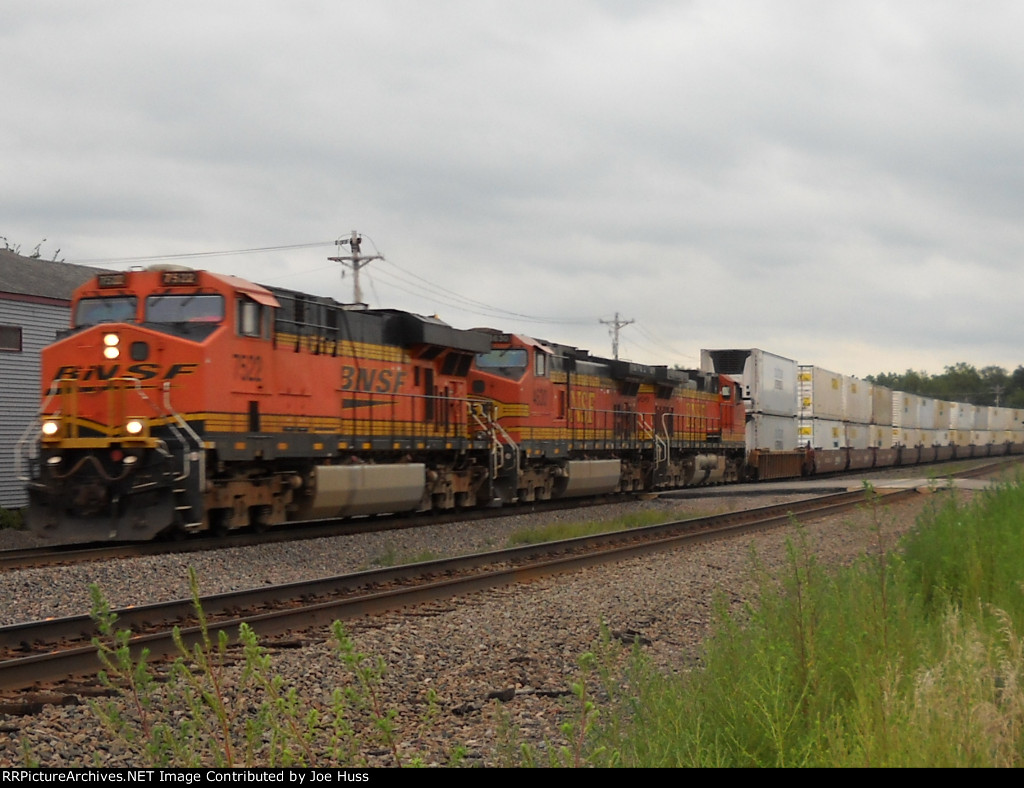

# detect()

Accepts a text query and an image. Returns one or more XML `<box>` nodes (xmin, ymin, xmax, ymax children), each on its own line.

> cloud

<box><xmin>4</xmin><ymin>1</ymin><xmax>1024</xmax><ymax>378</ymax></box>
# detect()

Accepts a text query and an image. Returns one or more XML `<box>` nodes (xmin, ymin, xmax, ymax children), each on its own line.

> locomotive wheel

<box><xmin>250</xmin><ymin>505</ymin><xmax>273</xmax><ymax>533</ymax></box>
<box><xmin>208</xmin><ymin>508</ymin><xmax>232</xmax><ymax>537</ymax></box>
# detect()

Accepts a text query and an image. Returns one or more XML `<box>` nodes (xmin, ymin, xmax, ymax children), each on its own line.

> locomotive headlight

<box><xmin>125</xmin><ymin>419</ymin><xmax>144</xmax><ymax>435</ymax></box>
<box><xmin>103</xmin><ymin>333</ymin><xmax>120</xmax><ymax>360</ymax></box>
<box><xmin>41</xmin><ymin>420</ymin><xmax>60</xmax><ymax>436</ymax></box>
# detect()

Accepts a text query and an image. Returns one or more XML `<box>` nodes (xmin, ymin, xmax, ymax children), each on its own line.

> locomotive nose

<box><xmin>72</xmin><ymin>481</ymin><xmax>109</xmax><ymax>516</ymax></box>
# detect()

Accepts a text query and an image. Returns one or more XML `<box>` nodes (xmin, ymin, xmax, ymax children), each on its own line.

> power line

<box><xmin>68</xmin><ymin>235</ymin><xmax>598</xmax><ymax>330</ymax></box>
<box><xmin>375</xmin><ymin>257</ymin><xmax>591</xmax><ymax>326</ymax></box>
<box><xmin>70</xmin><ymin>241</ymin><xmax>336</xmax><ymax>266</ymax></box>
<box><xmin>633</xmin><ymin>323</ymin><xmax>698</xmax><ymax>365</ymax></box>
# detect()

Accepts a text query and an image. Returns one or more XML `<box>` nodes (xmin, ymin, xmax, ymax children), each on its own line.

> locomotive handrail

<box><xmin>338</xmin><ymin>388</ymin><xmax>480</xmax><ymax>446</ymax></box>
<box><xmin>161</xmin><ymin>380</ymin><xmax>204</xmax><ymax>483</ymax></box>
<box><xmin>638</xmin><ymin>414</ymin><xmax>669</xmax><ymax>468</ymax></box>
<box><xmin>15</xmin><ymin>380</ymin><xmax>70</xmax><ymax>482</ymax></box>
<box><xmin>14</xmin><ymin>419</ymin><xmax>42</xmax><ymax>483</ymax></box>
<box><xmin>469</xmin><ymin>400</ymin><xmax>520</xmax><ymax>483</ymax></box>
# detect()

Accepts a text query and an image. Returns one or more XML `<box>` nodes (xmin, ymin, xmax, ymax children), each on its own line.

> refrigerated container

<box><xmin>871</xmin><ymin>385</ymin><xmax>893</xmax><ymax>426</ymax></box>
<box><xmin>869</xmin><ymin>424</ymin><xmax>892</xmax><ymax>448</ymax></box>
<box><xmin>798</xmin><ymin>418</ymin><xmax>845</xmax><ymax>449</ymax></box>
<box><xmin>745</xmin><ymin>412</ymin><xmax>799</xmax><ymax>453</ymax></box>
<box><xmin>843</xmin><ymin>375</ymin><xmax>873</xmax><ymax>424</ymax></box>
<box><xmin>892</xmin><ymin>392</ymin><xmax>922</xmax><ymax>430</ymax></box>
<box><xmin>701</xmin><ymin>348</ymin><xmax>798</xmax><ymax>418</ymax></box>
<box><xmin>950</xmin><ymin>402</ymin><xmax>977</xmax><ymax>432</ymax></box>
<box><xmin>845</xmin><ymin>422</ymin><xmax>871</xmax><ymax>450</ymax></box>
<box><xmin>797</xmin><ymin>365</ymin><xmax>843</xmax><ymax>420</ymax></box>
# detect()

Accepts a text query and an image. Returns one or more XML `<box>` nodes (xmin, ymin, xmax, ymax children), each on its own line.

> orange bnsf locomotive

<box><xmin>22</xmin><ymin>266</ymin><xmax>746</xmax><ymax>541</ymax></box>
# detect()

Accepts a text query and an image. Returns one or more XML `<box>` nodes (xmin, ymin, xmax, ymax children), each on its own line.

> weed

<box><xmin>83</xmin><ymin>568</ymin><xmax>458</xmax><ymax>767</ymax></box>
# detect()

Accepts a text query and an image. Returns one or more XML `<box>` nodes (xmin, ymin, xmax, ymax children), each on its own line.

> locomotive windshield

<box><xmin>145</xmin><ymin>294</ymin><xmax>225</xmax><ymax>324</ymax></box>
<box><xmin>474</xmin><ymin>348</ymin><xmax>528</xmax><ymax>379</ymax></box>
<box><xmin>74</xmin><ymin>296</ymin><xmax>138</xmax><ymax>327</ymax></box>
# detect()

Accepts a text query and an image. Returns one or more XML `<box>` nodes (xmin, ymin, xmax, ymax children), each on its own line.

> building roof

<box><xmin>0</xmin><ymin>249</ymin><xmax>110</xmax><ymax>301</ymax></box>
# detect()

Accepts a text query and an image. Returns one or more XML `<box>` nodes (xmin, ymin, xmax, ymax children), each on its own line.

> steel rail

<box><xmin>0</xmin><ymin>487</ymin><xmax>918</xmax><ymax>694</ymax></box>
<box><xmin>3</xmin><ymin>456</ymin><xmax>1017</xmax><ymax>571</ymax></box>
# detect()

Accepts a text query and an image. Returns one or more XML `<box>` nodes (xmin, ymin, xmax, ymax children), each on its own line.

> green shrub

<box><xmin>0</xmin><ymin>507</ymin><xmax>24</xmax><ymax>530</ymax></box>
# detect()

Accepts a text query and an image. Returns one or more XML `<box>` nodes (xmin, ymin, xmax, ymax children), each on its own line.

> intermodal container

<box><xmin>701</xmin><ymin>348</ymin><xmax>798</xmax><ymax>418</ymax></box>
<box><xmin>843</xmin><ymin>375</ymin><xmax>873</xmax><ymax>424</ymax></box>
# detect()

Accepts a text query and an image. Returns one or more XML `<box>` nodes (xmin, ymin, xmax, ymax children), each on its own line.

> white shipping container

<box><xmin>892</xmin><ymin>427</ymin><xmax>927</xmax><ymax>446</ymax></box>
<box><xmin>746</xmin><ymin>412</ymin><xmax>799</xmax><ymax>453</ymax></box>
<box><xmin>918</xmin><ymin>397</ymin><xmax>937</xmax><ymax>431</ymax></box>
<box><xmin>798</xmin><ymin>365</ymin><xmax>844</xmax><ymax>420</ymax></box>
<box><xmin>950</xmin><ymin>402</ymin><xmax>977</xmax><ymax>431</ymax></box>
<box><xmin>973</xmin><ymin>430</ymin><xmax>995</xmax><ymax>446</ymax></box>
<box><xmin>922</xmin><ymin>428</ymin><xmax>951</xmax><ymax>447</ymax></box>
<box><xmin>975</xmin><ymin>407</ymin><xmax>992</xmax><ymax>430</ymax></box>
<box><xmin>845</xmin><ymin>422</ymin><xmax>871</xmax><ymax>450</ymax></box>
<box><xmin>843</xmin><ymin>376</ymin><xmax>873</xmax><ymax>424</ymax></box>
<box><xmin>871</xmin><ymin>386</ymin><xmax>893</xmax><ymax>426</ymax></box>
<box><xmin>990</xmin><ymin>406</ymin><xmax>1014</xmax><ymax>432</ymax></box>
<box><xmin>798</xmin><ymin>418</ymin><xmax>845</xmax><ymax>449</ymax></box>
<box><xmin>701</xmin><ymin>348</ymin><xmax>798</xmax><ymax>418</ymax></box>
<box><xmin>869</xmin><ymin>424</ymin><xmax>892</xmax><ymax>448</ymax></box>
<box><xmin>949</xmin><ymin>429</ymin><xmax>973</xmax><ymax>446</ymax></box>
<box><xmin>892</xmin><ymin>392</ymin><xmax>922</xmax><ymax>429</ymax></box>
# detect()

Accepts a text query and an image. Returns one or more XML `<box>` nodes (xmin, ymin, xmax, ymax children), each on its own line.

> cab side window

<box><xmin>238</xmin><ymin>298</ymin><xmax>270</xmax><ymax>338</ymax></box>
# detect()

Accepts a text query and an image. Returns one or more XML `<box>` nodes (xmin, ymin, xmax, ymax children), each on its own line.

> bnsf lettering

<box><xmin>340</xmin><ymin>366</ymin><xmax>407</xmax><ymax>394</ymax></box>
<box><xmin>570</xmin><ymin>390</ymin><xmax>596</xmax><ymax>425</ymax></box>
<box><xmin>52</xmin><ymin>363</ymin><xmax>198</xmax><ymax>382</ymax></box>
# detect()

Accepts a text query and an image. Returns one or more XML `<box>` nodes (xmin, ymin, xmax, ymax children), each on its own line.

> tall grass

<box><xmin>570</xmin><ymin>481</ymin><xmax>1024</xmax><ymax>767</ymax></box>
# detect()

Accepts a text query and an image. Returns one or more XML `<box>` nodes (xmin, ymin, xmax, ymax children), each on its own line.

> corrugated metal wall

<box><xmin>0</xmin><ymin>299</ymin><xmax>67</xmax><ymax>509</ymax></box>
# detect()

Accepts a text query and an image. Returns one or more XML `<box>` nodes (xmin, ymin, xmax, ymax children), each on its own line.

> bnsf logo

<box><xmin>52</xmin><ymin>364</ymin><xmax>199</xmax><ymax>382</ymax></box>
<box><xmin>340</xmin><ymin>365</ymin><xmax>407</xmax><ymax>394</ymax></box>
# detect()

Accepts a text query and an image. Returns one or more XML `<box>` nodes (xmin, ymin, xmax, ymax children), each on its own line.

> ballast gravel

<box><xmin>0</xmin><ymin>487</ymin><xmax>968</xmax><ymax>767</ymax></box>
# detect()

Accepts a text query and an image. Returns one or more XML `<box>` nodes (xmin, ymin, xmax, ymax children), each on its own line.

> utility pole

<box><xmin>600</xmin><ymin>312</ymin><xmax>634</xmax><ymax>360</ymax></box>
<box><xmin>329</xmin><ymin>231</ymin><xmax>383</xmax><ymax>303</ymax></box>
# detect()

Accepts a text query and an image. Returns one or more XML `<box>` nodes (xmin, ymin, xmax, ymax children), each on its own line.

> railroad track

<box><xmin>0</xmin><ymin>495</ymin><xmax>636</xmax><ymax>571</ymax></box>
<box><xmin>3</xmin><ymin>456</ymin><xmax>1017</xmax><ymax>572</ymax></box>
<box><xmin>0</xmin><ymin>485</ymin><xmax>923</xmax><ymax>699</ymax></box>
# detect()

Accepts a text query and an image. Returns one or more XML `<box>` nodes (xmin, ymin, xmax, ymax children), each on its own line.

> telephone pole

<box><xmin>600</xmin><ymin>312</ymin><xmax>634</xmax><ymax>360</ymax></box>
<box><xmin>329</xmin><ymin>230</ymin><xmax>383</xmax><ymax>303</ymax></box>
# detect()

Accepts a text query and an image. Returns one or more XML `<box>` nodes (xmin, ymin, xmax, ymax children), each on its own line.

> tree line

<box><xmin>865</xmin><ymin>362</ymin><xmax>1024</xmax><ymax>408</ymax></box>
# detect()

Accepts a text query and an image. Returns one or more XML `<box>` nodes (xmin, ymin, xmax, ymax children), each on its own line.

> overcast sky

<box><xmin>4</xmin><ymin>1</ymin><xmax>1024</xmax><ymax>378</ymax></box>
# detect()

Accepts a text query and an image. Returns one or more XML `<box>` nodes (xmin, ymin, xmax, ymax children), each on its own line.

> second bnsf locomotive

<box><xmin>21</xmin><ymin>266</ymin><xmax>746</xmax><ymax>541</ymax></box>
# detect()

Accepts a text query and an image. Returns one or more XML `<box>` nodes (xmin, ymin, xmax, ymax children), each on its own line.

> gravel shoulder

<box><xmin>0</xmin><ymin>484</ymin><xmax>978</xmax><ymax>767</ymax></box>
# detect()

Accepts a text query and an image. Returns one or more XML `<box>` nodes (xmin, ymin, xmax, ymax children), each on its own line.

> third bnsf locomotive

<box><xmin>21</xmin><ymin>266</ymin><xmax>747</xmax><ymax>541</ymax></box>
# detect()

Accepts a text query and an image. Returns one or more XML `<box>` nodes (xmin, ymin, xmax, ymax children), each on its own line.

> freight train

<box><xmin>16</xmin><ymin>265</ymin><xmax>1024</xmax><ymax>542</ymax></box>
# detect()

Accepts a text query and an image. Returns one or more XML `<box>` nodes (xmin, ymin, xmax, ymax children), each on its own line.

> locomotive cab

<box><xmin>468</xmin><ymin>334</ymin><xmax>626</xmax><ymax>503</ymax></box>
<box><xmin>24</xmin><ymin>266</ymin><xmax>277</xmax><ymax>541</ymax></box>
